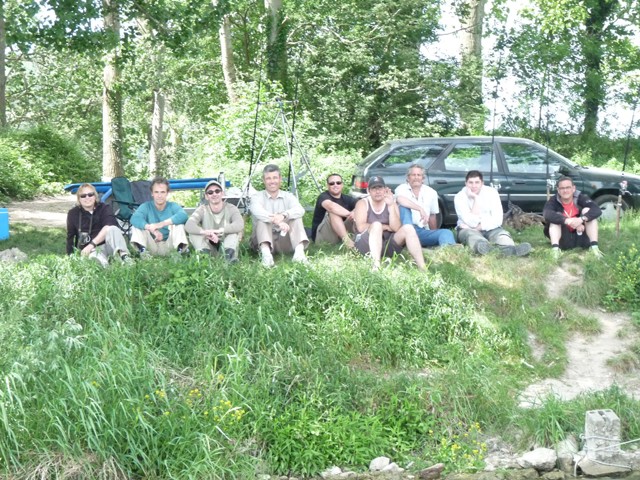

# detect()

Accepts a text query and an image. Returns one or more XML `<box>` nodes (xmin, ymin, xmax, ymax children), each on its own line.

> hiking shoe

<box><xmin>476</xmin><ymin>242</ymin><xmax>493</xmax><ymax>255</ymax></box>
<box><xmin>514</xmin><ymin>243</ymin><xmax>532</xmax><ymax>257</ymax></box>
<box><xmin>551</xmin><ymin>247</ymin><xmax>562</xmax><ymax>260</ymax></box>
<box><xmin>261</xmin><ymin>250</ymin><xmax>274</xmax><ymax>268</ymax></box>
<box><xmin>589</xmin><ymin>245</ymin><xmax>604</xmax><ymax>258</ymax></box>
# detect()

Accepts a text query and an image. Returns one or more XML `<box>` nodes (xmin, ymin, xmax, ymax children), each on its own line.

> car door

<box><xmin>425</xmin><ymin>140</ymin><xmax>509</xmax><ymax>224</ymax></box>
<box><xmin>497</xmin><ymin>140</ymin><xmax>565</xmax><ymax>213</ymax></box>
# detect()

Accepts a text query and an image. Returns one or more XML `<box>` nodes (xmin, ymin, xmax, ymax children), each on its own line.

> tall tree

<box><xmin>458</xmin><ymin>0</ymin><xmax>487</xmax><ymax>133</ymax></box>
<box><xmin>0</xmin><ymin>2</ymin><xmax>6</xmax><ymax>128</ymax></box>
<box><xmin>102</xmin><ymin>0</ymin><xmax>124</xmax><ymax>179</ymax></box>
<box><xmin>213</xmin><ymin>0</ymin><xmax>238</xmax><ymax>103</ymax></box>
<box><xmin>265</xmin><ymin>0</ymin><xmax>288</xmax><ymax>92</ymax></box>
<box><xmin>582</xmin><ymin>0</ymin><xmax>617</xmax><ymax>138</ymax></box>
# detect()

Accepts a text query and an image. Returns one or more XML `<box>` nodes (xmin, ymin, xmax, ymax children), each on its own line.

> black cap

<box><xmin>368</xmin><ymin>176</ymin><xmax>386</xmax><ymax>189</ymax></box>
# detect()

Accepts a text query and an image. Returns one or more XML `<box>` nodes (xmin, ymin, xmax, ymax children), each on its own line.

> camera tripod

<box><xmin>244</xmin><ymin>99</ymin><xmax>321</xmax><ymax>201</ymax></box>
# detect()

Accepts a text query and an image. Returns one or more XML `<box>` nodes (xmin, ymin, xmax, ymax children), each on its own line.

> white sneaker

<box><xmin>589</xmin><ymin>245</ymin><xmax>604</xmax><ymax>258</ymax></box>
<box><xmin>261</xmin><ymin>250</ymin><xmax>275</xmax><ymax>268</ymax></box>
<box><xmin>292</xmin><ymin>250</ymin><xmax>309</xmax><ymax>264</ymax></box>
<box><xmin>90</xmin><ymin>250</ymin><xmax>109</xmax><ymax>268</ymax></box>
<box><xmin>551</xmin><ymin>247</ymin><xmax>562</xmax><ymax>260</ymax></box>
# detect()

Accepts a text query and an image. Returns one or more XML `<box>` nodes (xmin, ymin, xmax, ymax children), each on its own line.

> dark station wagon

<box><xmin>351</xmin><ymin>136</ymin><xmax>640</xmax><ymax>227</ymax></box>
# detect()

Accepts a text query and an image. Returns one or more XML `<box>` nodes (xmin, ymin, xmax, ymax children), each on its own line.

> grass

<box><xmin>0</xmin><ymin>213</ymin><xmax>639</xmax><ymax>478</ymax></box>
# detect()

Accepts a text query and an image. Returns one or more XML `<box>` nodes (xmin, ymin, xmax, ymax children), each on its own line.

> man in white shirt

<box><xmin>454</xmin><ymin>170</ymin><xmax>531</xmax><ymax>256</ymax></box>
<box><xmin>249</xmin><ymin>164</ymin><xmax>309</xmax><ymax>267</ymax></box>
<box><xmin>395</xmin><ymin>164</ymin><xmax>456</xmax><ymax>247</ymax></box>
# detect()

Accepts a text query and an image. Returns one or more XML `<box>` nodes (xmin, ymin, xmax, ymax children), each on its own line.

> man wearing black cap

<box><xmin>353</xmin><ymin>176</ymin><xmax>426</xmax><ymax>271</ymax></box>
<box><xmin>185</xmin><ymin>179</ymin><xmax>244</xmax><ymax>262</ymax></box>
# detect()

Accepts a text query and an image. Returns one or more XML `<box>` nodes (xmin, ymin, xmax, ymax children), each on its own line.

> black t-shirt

<box><xmin>311</xmin><ymin>191</ymin><xmax>357</xmax><ymax>240</ymax></box>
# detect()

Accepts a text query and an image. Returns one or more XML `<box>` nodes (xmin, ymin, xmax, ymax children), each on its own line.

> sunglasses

<box><xmin>206</xmin><ymin>189</ymin><xmax>223</xmax><ymax>195</ymax></box>
<box><xmin>79</xmin><ymin>192</ymin><xmax>96</xmax><ymax>199</ymax></box>
<box><xmin>328</xmin><ymin>181</ymin><xmax>343</xmax><ymax>186</ymax></box>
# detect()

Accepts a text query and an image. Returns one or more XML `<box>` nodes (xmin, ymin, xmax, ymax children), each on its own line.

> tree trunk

<box><xmin>582</xmin><ymin>0</ymin><xmax>616</xmax><ymax>138</ymax></box>
<box><xmin>264</xmin><ymin>0</ymin><xmax>288</xmax><ymax>92</ymax></box>
<box><xmin>458</xmin><ymin>0</ymin><xmax>486</xmax><ymax>133</ymax></box>
<box><xmin>211</xmin><ymin>0</ymin><xmax>237</xmax><ymax>103</ymax></box>
<box><xmin>0</xmin><ymin>3</ymin><xmax>7</xmax><ymax>128</ymax></box>
<box><xmin>149</xmin><ymin>89</ymin><xmax>164</xmax><ymax>176</ymax></box>
<box><xmin>102</xmin><ymin>0</ymin><xmax>124</xmax><ymax>180</ymax></box>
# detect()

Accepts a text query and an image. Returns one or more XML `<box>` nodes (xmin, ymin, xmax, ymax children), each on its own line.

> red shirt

<box><xmin>562</xmin><ymin>201</ymin><xmax>579</xmax><ymax>232</ymax></box>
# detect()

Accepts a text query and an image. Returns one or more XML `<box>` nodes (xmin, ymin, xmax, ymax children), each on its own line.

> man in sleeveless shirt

<box><xmin>353</xmin><ymin>176</ymin><xmax>426</xmax><ymax>271</ymax></box>
<box><xmin>543</xmin><ymin>176</ymin><xmax>603</xmax><ymax>258</ymax></box>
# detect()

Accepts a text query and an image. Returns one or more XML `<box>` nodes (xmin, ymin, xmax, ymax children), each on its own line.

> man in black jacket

<box><xmin>543</xmin><ymin>176</ymin><xmax>603</xmax><ymax>258</ymax></box>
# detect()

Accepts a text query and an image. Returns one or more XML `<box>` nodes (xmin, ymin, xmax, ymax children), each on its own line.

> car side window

<box><xmin>443</xmin><ymin>143</ymin><xmax>497</xmax><ymax>172</ymax></box>
<box><xmin>501</xmin><ymin>142</ymin><xmax>561</xmax><ymax>174</ymax></box>
<box><xmin>380</xmin><ymin>144</ymin><xmax>447</xmax><ymax>169</ymax></box>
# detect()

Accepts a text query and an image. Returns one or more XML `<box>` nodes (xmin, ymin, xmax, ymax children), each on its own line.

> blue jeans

<box><xmin>399</xmin><ymin>206</ymin><xmax>455</xmax><ymax>247</ymax></box>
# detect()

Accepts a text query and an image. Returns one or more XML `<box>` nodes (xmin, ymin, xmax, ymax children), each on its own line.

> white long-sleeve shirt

<box><xmin>454</xmin><ymin>185</ymin><xmax>503</xmax><ymax>231</ymax></box>
<box><xmin>249</xmin><ymin>189</ymin><xmax>305</xmax><ymax>223</ymax></box>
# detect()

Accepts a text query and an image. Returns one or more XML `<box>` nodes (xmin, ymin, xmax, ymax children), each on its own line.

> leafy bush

<box><xmin>0</xmin><ymin>125</ymin><xmax>98</xmax><ymax>200</ymax></box>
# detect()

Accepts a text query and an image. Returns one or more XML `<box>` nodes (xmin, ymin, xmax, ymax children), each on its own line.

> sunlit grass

<box><xmin>1</xmin><ymin>218</ymin><xmax>639</xmax><ymax>478</ymax></box>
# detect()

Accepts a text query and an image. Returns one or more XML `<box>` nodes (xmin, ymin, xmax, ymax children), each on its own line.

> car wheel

<box><xmin>595</xmin><ymin>194</ymin><xmax>629</xmax><ymax>222</ymax></box>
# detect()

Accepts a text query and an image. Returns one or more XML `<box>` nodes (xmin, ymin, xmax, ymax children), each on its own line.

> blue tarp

<box><xmin>64</xmin><ymin>177</ymin><xmax>231</xmax><ymax>201</ymax></box>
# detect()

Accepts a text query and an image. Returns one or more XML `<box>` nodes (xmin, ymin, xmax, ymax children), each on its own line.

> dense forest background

<box><xmin>0</xmin><ymin>0</ymin><xmax>639</xmax><ymax>199</ymax></box>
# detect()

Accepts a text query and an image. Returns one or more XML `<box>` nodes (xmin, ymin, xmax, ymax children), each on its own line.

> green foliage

<box><xmin>0</xmin><ymin>126</ymin><xmax>98</xmax><ymax>201</ymax></box>
<box><xmin>604</xmin><ymin>243</ymin><xmax>640</xmax><ymax>309</ymax></box>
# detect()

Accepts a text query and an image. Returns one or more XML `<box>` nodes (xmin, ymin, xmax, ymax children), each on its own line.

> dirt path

<box><xmin>6</xmin><ymin>194</ymin><xmax>75</xmax><ymax>228</ymax></box>
<box><xmin>518</xmin><ymin>264</ymin><xmax>640</xmax><ymax>407</ymax></box>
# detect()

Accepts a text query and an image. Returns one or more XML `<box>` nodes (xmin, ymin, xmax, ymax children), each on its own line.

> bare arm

<box><xmin>354</xmin><ymin>199</ymin><xmax>369</xmax><ymax>233</ymax></box>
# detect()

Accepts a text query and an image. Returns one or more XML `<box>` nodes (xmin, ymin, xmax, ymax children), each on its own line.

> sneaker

<box><xmin>261</xmin><ymin>250</ymin><xmax>274</xmax><ymax>268</ymax></box>
<box><xmin>225</xmin><ymin>248</ymin><xmax>239</xmax><ymax>264</ymax></box>
<box><xmin>89</xmin><ymin>250</ymin><xmax>109</xmax><ymax>268</ymax></box>
<box><xmin>589</xmin><ymin>245</ymin><xmax>604</xmax><ymax>258</ymax></box>
<box><xmin>551</xmin><ymin>247</ymin><xmax>562</xmax><ymax>260</ymax></box>
<box><xmin>177</xmin><ymin>244</ymin><xmax>190</xmax><ymax>256</ymax></box>
<box><xmin>476</xmin><ymin>242</ymin><xmax>493</xmax><ymax>255</ymax></box>
<box><xmin>292</xmin><ymin>250</ymin><xmax>309</xmax><ymax>264</ymax></box>
<box><xmin>121</xmin><ymin>254</ymin><xmax>135</xmax><ymax>265</ymax></box>
<box><xmin>514</xmin><ymin>243</ymin><xmax>532</xmax><ymax>257</ymax></box>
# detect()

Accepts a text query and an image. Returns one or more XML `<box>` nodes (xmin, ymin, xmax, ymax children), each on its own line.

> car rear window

<box><xmin>375</xmin><ymin>144</ymin><xmax>448</xmax><ymax>169</ymax></box>
<box><xmin>443</xmin><ymin>143</ymin><xmax>497</xmax><ymax>172</ymax></box>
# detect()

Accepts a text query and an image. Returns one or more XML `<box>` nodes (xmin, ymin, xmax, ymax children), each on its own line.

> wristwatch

<box><xmin>581</xmin><ymin>215</ymin><xmax>588</xmax><ymax>223</ymax></box>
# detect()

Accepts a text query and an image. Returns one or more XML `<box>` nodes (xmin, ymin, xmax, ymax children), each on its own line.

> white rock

<box><xmin>518</xmin><ymin>447</ymin><xmax>557</xmax><ymax>472</ymax></box>
<box><xmin>382</xmin><ymin>462</ymin><xmax>404</xmax><ymax>472</ymax></box>
<box><xmin>369</xmin><ymin>456</ymin><xmax>391</xmax><ymax>471</ymax></box>
<box><xmin>320</xmin><ymin>466</ymin><xmax>342</xmax><ymax>478</ymax></box>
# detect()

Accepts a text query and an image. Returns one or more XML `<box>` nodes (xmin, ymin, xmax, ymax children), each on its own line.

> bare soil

<box><xmin>6</xmin><ymin>194</ymin><xmax>76</xmax><ymax>228</ymax></box>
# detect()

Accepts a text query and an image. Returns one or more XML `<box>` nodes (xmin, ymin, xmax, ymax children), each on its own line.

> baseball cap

<box><xmin>205</xmin><ymin>179</ymin><xmax>224</xmax><ymax>191</ymax></box>
<box><xmin>368</xmin><ymin>176</ymin><xmax>386</xmax><ymax>189</ymax></box>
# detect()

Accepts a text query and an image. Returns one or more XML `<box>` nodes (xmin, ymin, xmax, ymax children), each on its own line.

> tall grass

<box><xmin>0</xmin><ymin>215</ymin><xmax>639</xmax><ymax>478</ymax></box>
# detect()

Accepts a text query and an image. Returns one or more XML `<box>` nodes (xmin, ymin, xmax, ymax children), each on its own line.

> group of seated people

<box><xmin>66</xmin><ymin>163</ymin><xmax>603</xmax><ymax>269</ymax></box>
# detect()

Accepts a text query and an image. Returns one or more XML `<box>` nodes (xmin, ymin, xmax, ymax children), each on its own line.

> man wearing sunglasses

<box><xmin>130</xmin><ymin>177</ymin><xmax>189</xmax><ymax>257</ymax></box>
<box><xmin>310</xmin><ymin>173</ymin><xmax>357</xmax><ymax>249</ymax></box>
<box><xmin>66</xmin><ymin>183</ymin><xmax>132</xmax><ymax>266</ymax></box>
<box><xmin>185</xmin><ymin>179</ymin><xmax>244</xmax><ymax>262</ymax></box>
<box><xmin>249</xmin><ymin>164</ymin><xmax>309</xmax><ymax>267</ymax></box>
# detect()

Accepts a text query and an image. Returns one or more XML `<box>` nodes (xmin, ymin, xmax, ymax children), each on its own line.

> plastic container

<box><xmin>0</xmin><ymin>208</ymin><xmax>9</xmax><ymax>241</ymax></box>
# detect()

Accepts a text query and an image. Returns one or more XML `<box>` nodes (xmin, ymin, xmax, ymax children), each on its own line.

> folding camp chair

<box><xmin>110</xmin><ymin>177</ymin><xmax>152</xmax><ymax>237</ymax></box>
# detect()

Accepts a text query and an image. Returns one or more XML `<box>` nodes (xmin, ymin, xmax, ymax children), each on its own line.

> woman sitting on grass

<box><xmin>66</xmin><ymin>183</ymin><xmax>132</xmax><ymax>266</ymax></box>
